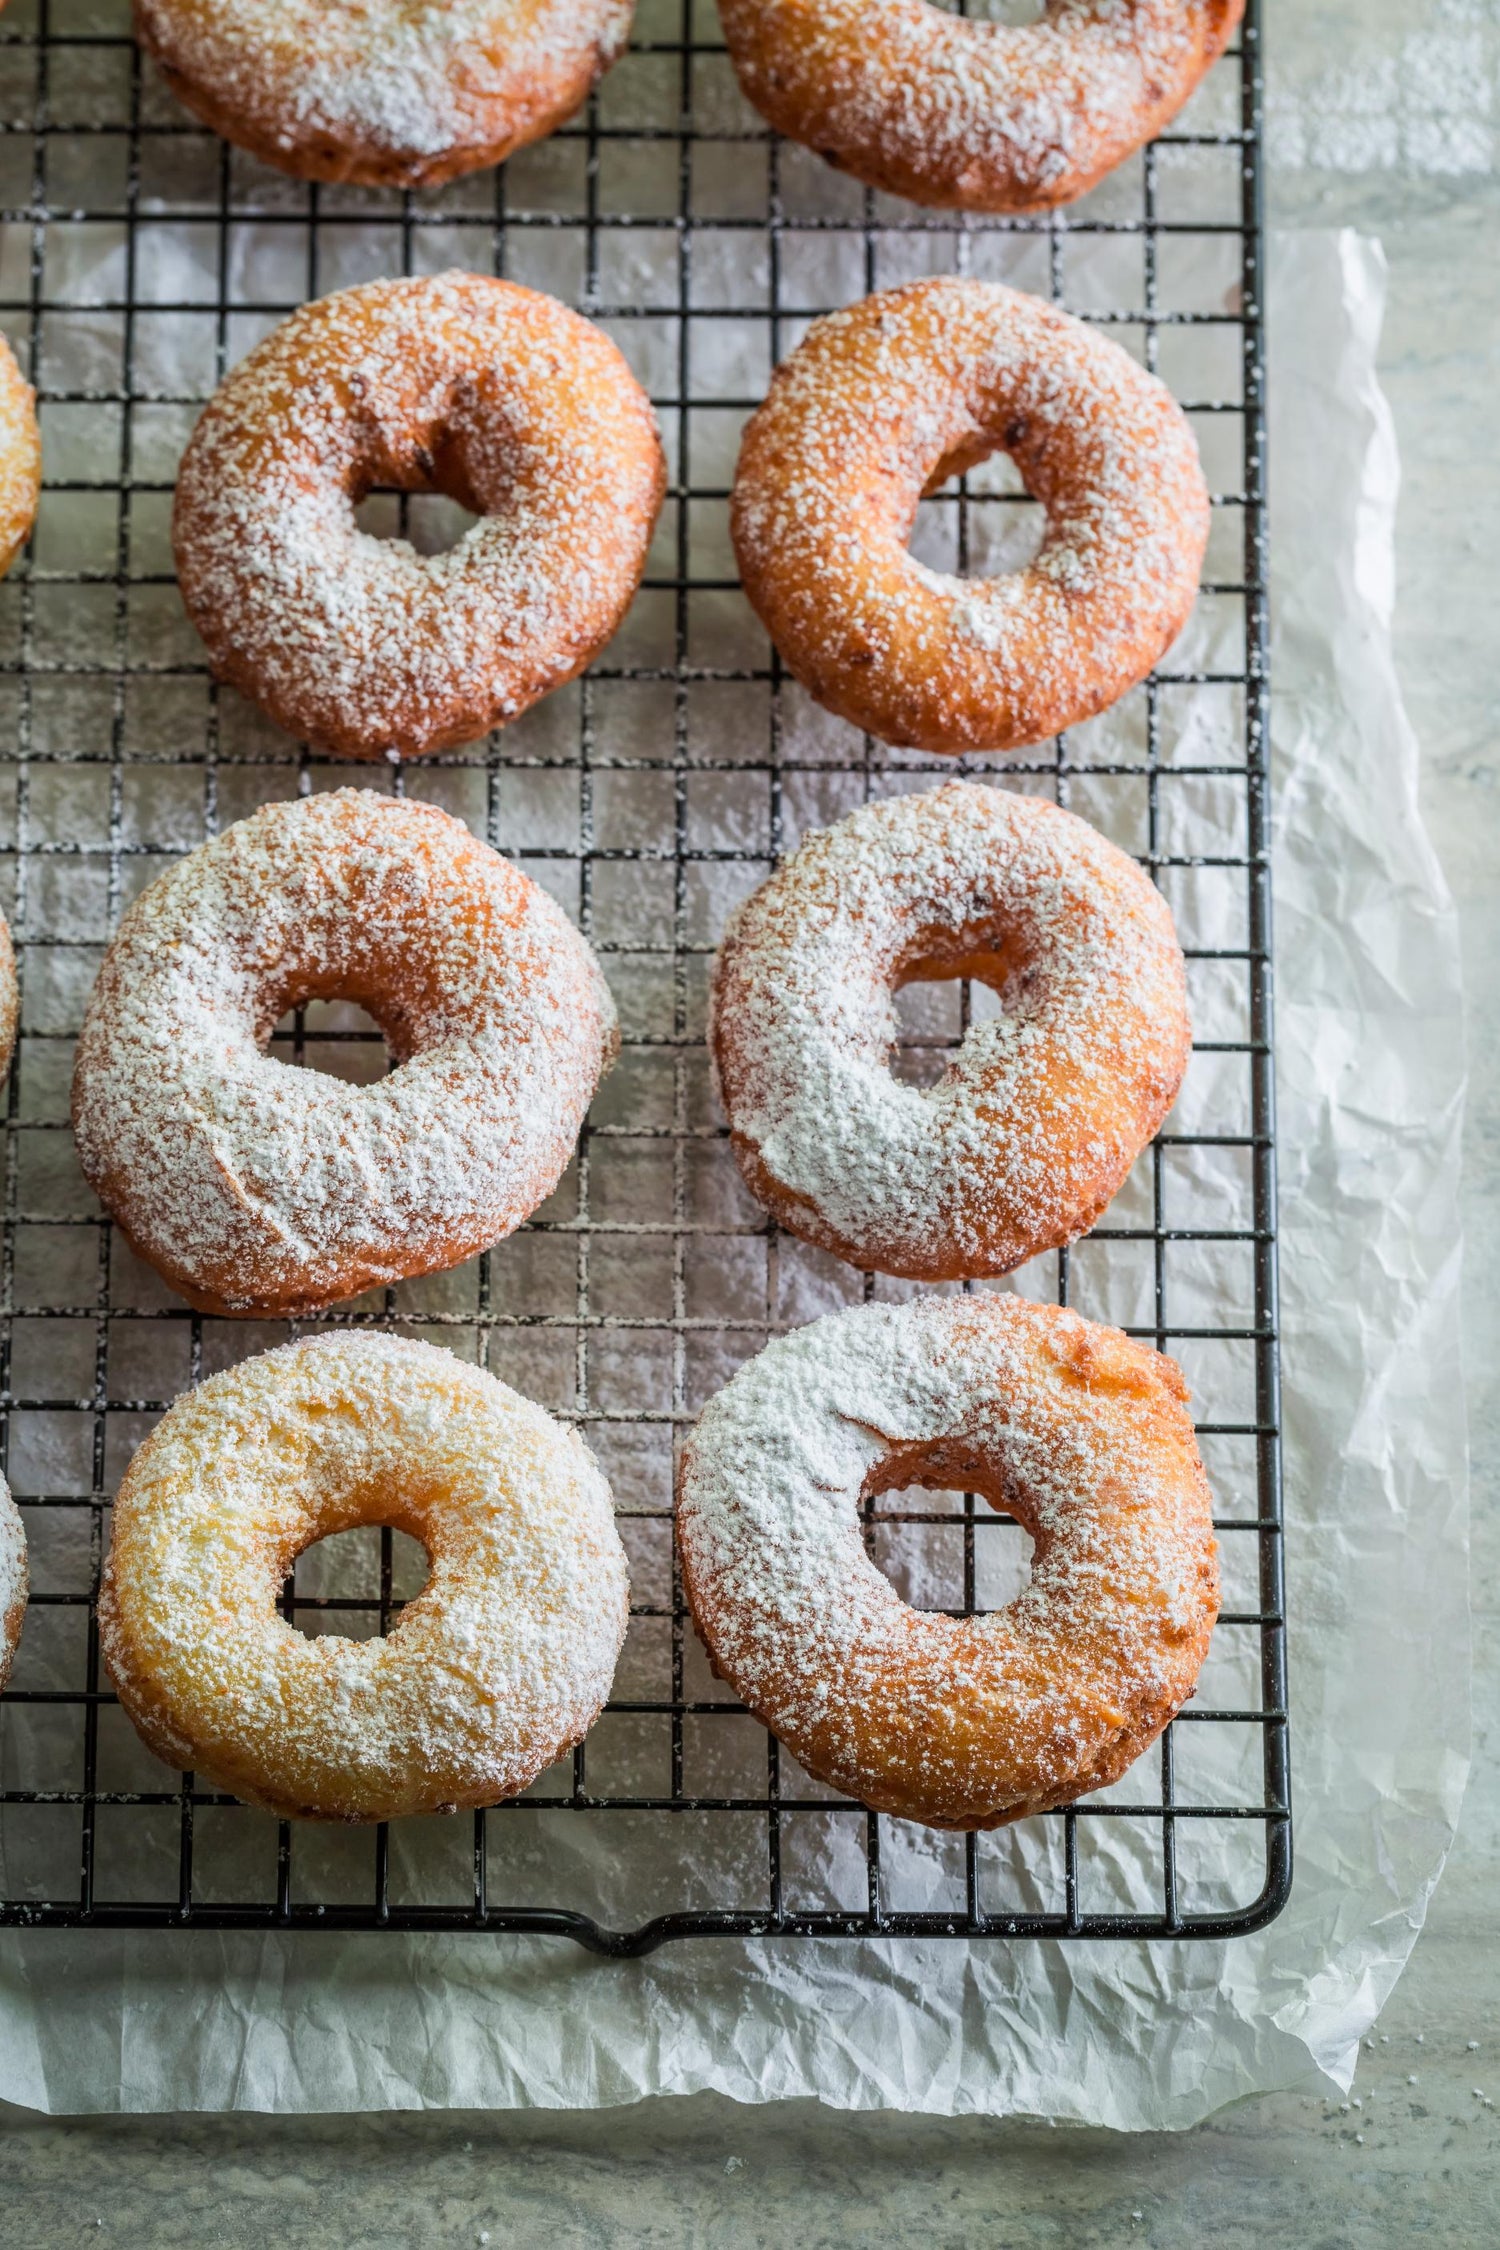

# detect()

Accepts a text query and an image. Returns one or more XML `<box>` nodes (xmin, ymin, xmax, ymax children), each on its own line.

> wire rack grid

<box><xmin>0</xmin><ymin>0</ymin><xmax>1288</xmax><ymax>1953</ymax></box>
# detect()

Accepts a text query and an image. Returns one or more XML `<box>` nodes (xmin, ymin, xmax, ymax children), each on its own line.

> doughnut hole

<box><xmin>888</xmin><ymin>923</ymin><xmax>1032</xmax><ymax>1087</ymax></box>
<box><xmin>270</xmin><ymin>999</ymin><xmax>392</xmax><ymax>1085</ymax></box>
<box><xmin>355</xmin><ymin>489</ymin><xmax>477</xmax><ymax>558</ymax></box>
<box><xmin>347</xmin><ymin>365</ymin><xmax>558</xmax><ymax>564</ymax></box>
<box><xmin>933</xmin><ymin>0</ymin><xmax>1044</xmax><ymax>20</ymax></box>
<box><xmin>342</xmin><ymin>374</ymin><xmax>547</xmax><ymax>560</ymax></box>
<box><xmin>281</xmin><ymin>1525</ymin><xmax>431</xmax><ymax>1643</ymax></box>
<box><xmin>911</xmin><ymin>438</ymin><xmax>1048</xmax><ymax>583</ymax></box>
<box><xmin>249</xmin><ymin>862</ymin><xmax>489</xmax><ymax>1078</ymax></box>
<box><xmin>861</xmin><ymin>1443</ymin><xmax>1037</xmax><ymax>1618</ymax></box>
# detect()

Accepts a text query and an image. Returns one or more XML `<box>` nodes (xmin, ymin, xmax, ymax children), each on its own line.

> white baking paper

<box><xmin>0</xmin><ymin>227</ymin><xmax>1468</xmax><ymax>2123</ymax></box>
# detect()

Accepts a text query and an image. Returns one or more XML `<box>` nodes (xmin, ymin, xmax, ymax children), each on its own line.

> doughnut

<box><xmin>677</xmin><ymin>1295</ymin><xmax>1219</xmax><ymax>1830</ymax></box>
<box><xmin>134</xmin><ymin>0</ymin><xmax>634</xmax><ymax>189</ymax></box>
<box><xmin>711</xmin><ymin>781</ymin><xmax>1189</xmax><ymax>1281</ymax></box>
<box><xmin>99</xmin><ymin>1334</ymin><xmax>630</xmax><ymax>1822</ymax></box>
<box><xmin>0</xmin><ymin>333</ymin><xmax>40</xmax><ymax>580</ymax></box>
<box><xmin>0</xmin><ymin>905</ymin><xmax>18</xmax><ymax>1088</ymax></box>
<box><xmin>719</xmin><ymin>0</ymin><xmax>1243</xmax><ymax>213</ymax></box>
<box><xmin>173</xmin><ymin>272</ymin><xmax>665</xmax><ymax>761</ymax></box>
<box><xmin>0</xmin><ymin>1475</ymin><xmax>28</xmax><ymax>1696</ymax></box>
<box><xmin>731</xmin><ymin>277</ymin><xmax>1209</xmax><ymax>756</ymax></box>
<box><xmin>72</xmin><ymin>788</ymin><xmax>617</xmax><ymax>1318</ymax></box>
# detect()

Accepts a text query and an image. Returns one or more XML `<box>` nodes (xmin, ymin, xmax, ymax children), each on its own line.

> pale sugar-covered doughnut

<box><xmin>72</xmin><ymin>789</ymin><xmax>617</xmax><ymax>1318</ymax></box>
<box><xmin>136</xmin><ymin>0</ymin><xmax>634</xmax><ymax>189</ymax></box>
<box><xmin>100</xmin><ymin>1335</ymin><xmax>630</xmax><ymax>1822</ymax></box>
<box><xmin>677</xmin><ymin>1295</ymin><xmax>1219</xmax><ymax>1831</ymax></box>
<box><xmin>720</xmin><ymin>0</ymin><xmax>1242</xmax><ymax>214</ymax></box>
<box><xmin>173</xmin><ymin>273</ymin><xmax>665</xmax><ymax>762</ymax></box>
<box><xmin>0</xmin><ymin>333</ymin><xmax>40</xmax><ymax>581</ymax></box>
<box><xmin>731</xmin><ymin>278</ymin><xmax>1209</xmax><ymax>756</ymax></box>
<box><xmin>710</xmin><ymin>781</ymin><xmax>1190</xmax><ymax>1280</ymax></box>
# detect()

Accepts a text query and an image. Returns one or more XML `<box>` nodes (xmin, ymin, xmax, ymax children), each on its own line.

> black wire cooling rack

<box><xmin>0</xmin><ymin>0</ymin><xmax>1288</xmax><ymax>1952</ymax></box>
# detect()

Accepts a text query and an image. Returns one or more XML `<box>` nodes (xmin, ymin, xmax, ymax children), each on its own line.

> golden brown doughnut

<box><xmin>677</xmin><ymin>1295</ymin><xmax>1220</xmax><ymax>1831</ymax></box>
<box><xmin>71</xmin><ymin>789</ymin><xmax>617</xmax><ymax>1318</ymax></box>
<box><xmin>135</xmin><ymin>0</ymin><xmax>634</xmax><ymax>189</ymax></box>
<box><xmin>710</xmin><ymin>781</ymin><xmax>1190</xmax><ymax>1280</ymax></box>
<box><xmin>719</xmin><ymin>0</ymin><xmax>1243</xmax><ymax>213</ymax></box>
<box><xmin>173</xmin><ymin>272</ymin><xmax>665</xmax><ymax>762</ymax></box>
<box><xmin>732</xmin><ymin>277</ymin><xmax>1209</xmax><ymax>756</ymax></box>
<box><xmin>0</xmin><ymin>333</ymin><xmax>40</xmax><ymax>581</ymax></box>
<box><xmin>100</xmin><ymin>1334</ymin><xmax>630</xmax><ymax>1822</ymax></box>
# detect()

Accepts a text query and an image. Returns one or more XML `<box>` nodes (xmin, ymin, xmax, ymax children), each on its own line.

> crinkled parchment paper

<box><xmin>0</xmin><ymin>229</ymin><xmax>1468</xmax><ymax>2124</ymax></box>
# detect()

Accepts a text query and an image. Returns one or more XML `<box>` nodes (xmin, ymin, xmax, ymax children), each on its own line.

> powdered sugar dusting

<box><xmin>676</xmin><ymin>1294</ymin><xmax>1219</xmax><ymax>1829</ymax></box>
<box><xmin>173</xmin><ymin>272</ymin><xmax>664</xmax><ymax>760</ymax></box>
<box><xmin>730</xmin><ymin>277</ymin><xmax>1210</xmax><ymax>755</ymax></box>
<box><xmin>720</xmin><ymin>0</ymin><xmax>1243</xmax><ymax>212</ymax></box>
<box><xmin>711</xmin><ymin>781</ymin><xmax>1190</xmax><ymax>1280</ymax></box>
<box><xmin>99</xmin><ymin>1333</ymin><xmax>630</xmax><ymax>1821</ymax></box>
<box><xmin>72</xmin><ymin>788</ymin><xmax>617</xmax><ymax>1316</ymax></box>
<box><xmin>137</xmin><ymin>0</ymin><xmax>634</xmax><ymax>184</ymax></box>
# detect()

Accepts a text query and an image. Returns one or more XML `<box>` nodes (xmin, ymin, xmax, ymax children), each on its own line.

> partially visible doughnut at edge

<box><xmin>135</xmin><ymin>0</ymin><xmax>637</xmax><ymax>188</ymax></box>
<box><xmin>0</xmin><ymin>1475</ymin><xmax>26</xmax><ymax>1699</ymax></box>
<box><xmin>719</xmin><ymin>0</ymin><xmax>1244</xmax><ymax>214</ymax></box>
<box><xmin>0</xmin><ymin>333</ymin><xmax>40</xmax><ymax>582</ymax></box>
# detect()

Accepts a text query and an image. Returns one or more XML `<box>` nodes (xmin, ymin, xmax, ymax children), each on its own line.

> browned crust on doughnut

<box><xmin>0</xmin><ymin>1584</ymin><xmax>26</xmax><ymax>1696</ymax></box>
<box><xmin>0</xmin><ymin>1481</ymin><xmax>27</xmax><ymax>1698</ymax></box>
<box><xmin>677</xmin><ymin>1297</ymin><xmax>1220</xmax><ymax>1832</ymax></box>
<box><xmin>719</xmin><ymin>0</ymin><xmax>1245</xmax><ymax>215</ymax></box>
<box><xmin>141</xmin><ymin>59</ymin><xmax>545</xmax><ymax>191</ymax></box>
<box><xmin>134</xmin><ymin>0</ymin><xmax>633</xmax><ymax>189</ymax></box>
<box><xmin>0</xmin><ymin>335</ymin><xmax>40</xmax><ymax>583</ymax></box>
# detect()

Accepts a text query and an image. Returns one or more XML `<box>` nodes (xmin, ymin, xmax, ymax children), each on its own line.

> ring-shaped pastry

<box><xmin>72</xmin><ymin>789</ymin><xmax>617</xmax><ymax>1317</ymax></box>
<box><xmin>0</xmin><ymin>334</ymin><xmax>40</xmax><ymax>580</ymax></box>
<box><xmin>173</xmin><ymin>273</ymin><xmax>665</xmax><ymax>761</ymax></box>
<box><xmin>731</xmin><ymin>277</ymin><xmax>1209</xmax><ymax>755</ymax></box>
<box><xmin>100</xmin><ymin>1335</ymin><xmax>630</xmax><ymax>1822</ymax></box>
<box><xmin>677</xmin><ymin>1295</ymin><xmax>1219</xmax><ymax>1830</ymax></box>
<box><xmin>711</xmin><ymin>782</ymin><xmax>1190</xmax><ymax>1280</ymax></box>
<box><xmin>136</xmin><ymin>0</ymin><xmax>634</xmax><ymax>188</ymax></box>
<box><xmin>719</xmin><ymin>0</ymin><xmax>1243</xmax><ymax>213</ymax></box>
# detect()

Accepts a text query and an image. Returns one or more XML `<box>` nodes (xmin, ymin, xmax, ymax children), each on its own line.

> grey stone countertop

<box><xmin>2</xmin><ymin>2</ymin><xmax>1497</xmax><ymax>2240</ymax></box>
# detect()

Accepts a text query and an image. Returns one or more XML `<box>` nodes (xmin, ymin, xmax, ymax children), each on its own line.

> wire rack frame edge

<box><xmin>0</xmin><ymin>0</ymin><xmax>1289</xmax><ymax>1953</ymax></box>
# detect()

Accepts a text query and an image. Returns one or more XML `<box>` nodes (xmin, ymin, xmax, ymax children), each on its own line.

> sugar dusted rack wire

<box><xmin>0</xmin><ymin>0</ymin><xmax>1287</xmax><ymax>1951</ymax></box>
